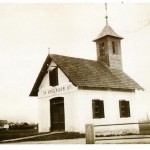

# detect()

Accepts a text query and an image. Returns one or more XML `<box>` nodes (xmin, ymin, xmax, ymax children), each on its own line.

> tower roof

<box><xmin>93</xmin><ymin>25</ymin><xmax>123</xmax><ymax>41</ymax></box>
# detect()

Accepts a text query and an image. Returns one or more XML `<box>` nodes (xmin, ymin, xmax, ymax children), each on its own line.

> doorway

<box><xmin>50</xmin><ymin>97</ymin><xmax>65</xmax><ymax>131</ymax></box>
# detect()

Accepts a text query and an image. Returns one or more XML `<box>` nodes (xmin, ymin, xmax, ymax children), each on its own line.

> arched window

<box><xmin>112</xmin><ymin>41</ymin><xmax>117</xmax><ymax>54</ymax></box>
<box><xmin>99</xmin><ymin>42</ymin><xmax>105</xmax><ymax>55</ymax></box>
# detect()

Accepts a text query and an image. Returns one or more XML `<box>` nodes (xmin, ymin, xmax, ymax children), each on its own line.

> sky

<box><xmin>0</xmin><ymin>2</ymin><xmax>150</xmax><ymax>123</ymax></box>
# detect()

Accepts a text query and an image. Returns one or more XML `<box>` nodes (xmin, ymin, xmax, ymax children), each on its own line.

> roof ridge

<box><xmin>51</xmin><ymin>54</ymin><xmax>97</xmax><ymax>62</ymax></box>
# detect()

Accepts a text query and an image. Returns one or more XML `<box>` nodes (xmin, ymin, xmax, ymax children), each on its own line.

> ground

<box><xmin>7</xmin><ymin>136</ymin><xmax>150</xmax><ymax>144</ymax></box>
<box><xmin>1</xmin><ymin>122</ymin><xmax>150</xmax><ymax>144</ymax></box>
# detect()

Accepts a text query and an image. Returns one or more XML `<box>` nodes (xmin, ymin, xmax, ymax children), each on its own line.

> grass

<box><xmin>0</xmin><ymin>121</ymin><xmax>150</xmax><ymax>143</ymax></box>
<box><xmin>0</xmin><ymin>129</ymin><xmax>40</xmax><ymax>141</ymax></box>
<box><xmin>0</xmin><ymin>129</ymin><xmax>85</xmax><ymax>143</ymax></box>
<box><xmin>15</xmin><ymin>132</ymin><xmax>85</xmax><ymax>142</ymax></box>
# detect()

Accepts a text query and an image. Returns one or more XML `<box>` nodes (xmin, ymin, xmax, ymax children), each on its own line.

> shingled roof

<box><xmin>30</xmin><ymin>54</ymin><xmax>143</xmax><ymax>96</ymax></box>
<box><xmin>93</xmin><ymin>25</ymin><xmax>123</xmax><ymax>41</ymax></box>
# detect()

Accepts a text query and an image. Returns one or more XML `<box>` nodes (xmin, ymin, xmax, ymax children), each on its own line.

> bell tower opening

<box><xmin>93</xmin><ymin>4</ymin><xmax>123</xmax><ymax>70</ymax></box>
<box><xmin>99</xmin><ymin>42</ymin><xmax>105</xmax><ymax>56</ymax></box>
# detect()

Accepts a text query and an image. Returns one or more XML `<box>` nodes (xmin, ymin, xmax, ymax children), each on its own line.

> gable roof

<box><xmin>93</xmin><ymin>25</ymin><xmax>123</xmax><ymax>41</ymax></box>
<box><xmin>29</xmin><ymin>54</ymin><xmax>143</xmax><ymax>96</ymax></box>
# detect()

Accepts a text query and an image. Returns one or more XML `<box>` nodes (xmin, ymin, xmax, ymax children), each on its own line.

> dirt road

<box><xmin>12</xmin><ymin>136</ymin><xmax>150</xmax><ymax>144</ymax></box>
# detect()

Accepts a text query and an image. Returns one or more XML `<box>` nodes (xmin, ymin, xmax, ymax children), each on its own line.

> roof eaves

<box><xmin>109</xmin><ymin>68</ymin><xmax>144</xmax><ymax>91</ymax></box>
<box><xmin>29</xmin><ymin>54</ymin><xmax>51</xmax><ymax>96</ymax></box>
<box><xmin>93</xmin><ymin>35</ymin><xmax>123</xmax><ymax>42</ymax></box>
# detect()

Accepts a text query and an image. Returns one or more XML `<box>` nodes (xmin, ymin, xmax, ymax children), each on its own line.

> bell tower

<box><xmin>93</xmin><ymin>4</ymin><xmax>123</xmax><ymax>70</ymax></box>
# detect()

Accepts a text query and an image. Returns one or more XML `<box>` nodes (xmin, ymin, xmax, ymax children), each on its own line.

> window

<box><xmin>112</xmin><ymin>41</ymin><xmax>117</xmax><ymax>54</ymax></box>
<box><xmin>119</xmin><ymin>100</ymin><xmax>131</xmax><ymax>118</ymax></box>
<box><xmin>49</xmin><ymin>67</ymin><xmax>58</xmax><ymax>86</ymax></box>
<box><xmin>92</xmin><ymin>100</ymin><xmax>105</xmax><ymax>119</ymax></box>
<box><xmin>99</xmin><ymin>42</ymin><xmax>105</xmax><ymax>56</ymax></box>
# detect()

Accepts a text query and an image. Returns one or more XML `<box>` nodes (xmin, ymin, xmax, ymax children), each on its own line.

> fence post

<box><xmin>85</xmin><ymin>124</ymin><xmax>95</xmax><ymax>144</ymax></box>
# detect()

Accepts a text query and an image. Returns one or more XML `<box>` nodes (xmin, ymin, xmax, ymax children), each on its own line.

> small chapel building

<box><xmin>30</xmin><ymin>13</ymin><xmax>143</xmax><ymax>135</ymax></box>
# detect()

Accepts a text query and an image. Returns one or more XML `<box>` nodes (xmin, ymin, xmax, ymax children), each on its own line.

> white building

<box><xmin>4</xmin><ymin>124</ymin><xmax>9</xmax><ymax>130</ymax></box>
<box><xmin>30</xmin><ymin>15</ymin><xmax>143</xmax><ymax>135</ymax></box>
<box><xmin>0</xmin><ymin>120</ymin><xmax>9</xmax><ymax>130</ymax></box>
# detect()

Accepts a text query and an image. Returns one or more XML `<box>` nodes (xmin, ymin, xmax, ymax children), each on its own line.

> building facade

<box><xmin>30</xmin><ymin>19</ymin><xmax>143</xmax><ymax>135</ymax></box>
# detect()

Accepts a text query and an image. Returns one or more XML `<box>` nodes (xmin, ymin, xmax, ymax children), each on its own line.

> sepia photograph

<box><xmin>0</xmin><ymin>0</ymin><xmax>150</xmax><ymax>146</ymax></box>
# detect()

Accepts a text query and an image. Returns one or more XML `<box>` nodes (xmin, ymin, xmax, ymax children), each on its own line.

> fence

<box><xmin>85</xmin><ymin>122</ymin><xmax>150</xmax><ymax>144</ymax></box>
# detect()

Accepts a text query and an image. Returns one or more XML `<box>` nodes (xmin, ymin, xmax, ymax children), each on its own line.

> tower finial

<box><xmin>105</xmin><ymin>3</ymin><xmax>108</xmax><ymax>26</ymax></box>
<box><xmin>48</xmin><ymin>47</ymin><xmax>50</xmax><ymax>55</ymax></box>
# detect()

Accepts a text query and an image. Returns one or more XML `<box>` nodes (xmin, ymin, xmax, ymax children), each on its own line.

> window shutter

<box><xmin>119</xmin><ymin>100</ymin><xmax>131</xmax><ymax>118</ymax></box>
<box><xmin>92</xmin><ymin>100</ymin><xmax>105</xmax><ymax>119</ymax></box>
<box><xmin>119</xmin><ymin>100</ymin><xmax>123</xmax><ymax>118</ymax></box>
<box><xmin>49</xmin><ymin>71</ymin><xmax>51</xmax><ymax>86</ymax></box>
<box><xmin>50</xmin><ymin>69</ymin><xmax>53</xmax><ymax>86</ymax></box>
<box><xmin>92</xmin><ymin>100</ymin><xmax>95</xmax><ymax>118</ymax></box>
<box><xmin>122</xmin><ymin>100</ymin><xmax>126</xmax><ymax>117</ymax></box>
<box><xmin>126</xmin><ymin>101</ymin><xmax>131</xmax><ymax>117</ymax></box>
<box><xmin>99</xmin><ymin>100</ymin><xmax>105</xmax><ymax>118</ymax></box>
<box><xmin>54</xmin><ymin>68</ymin><xmax>58</xmax><ymax>85</ymax></box>
<box><xmin>50</xmin><ymin>68</ymin><xmax>58</xmax><ymax>86</ymax></box>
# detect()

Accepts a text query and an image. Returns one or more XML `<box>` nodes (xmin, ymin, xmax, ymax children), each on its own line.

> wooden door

<box><xmin>50</xmin><ymin>97</ymin><xmax>65</xmax><ymax>131</ymax></box>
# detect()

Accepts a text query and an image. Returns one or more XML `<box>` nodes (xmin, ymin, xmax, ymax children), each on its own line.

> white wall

<box><xmin>38</xmin><ymin>61</ymin><xmax>78</xmax><ymax>132</ymax></box>
<box><xmin>37</xmin><ymin>61</ymin><xmax>141</xmax><ymax>134</ymax></box>
<box><xmin>38</xmin><ymin>97</ymin><xmax>50</xmax><ymax>132</ymax></box>
<box><xmin>38</xmin><ymin>88</ymin><xmax>78</xmax><ymax>132</ymax></box>
<box><xmin>135</xmin><ymin>90</ymin><xmax>147</xmax><ymax>121</ymax></box>
<box><xmin>75</xmin><ymin>89</ymin><xmax>140</xmax><ymax>134</ymax></box>
<box><xmin>63</xmin><ymin>90</ymin><xmax>78</xmax><ymax>132</ymax></box>
<box><xmin>38</xmin><ymin>86</ymin><xmax>141</xmax><ymax>134</ymax></box>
